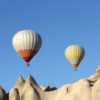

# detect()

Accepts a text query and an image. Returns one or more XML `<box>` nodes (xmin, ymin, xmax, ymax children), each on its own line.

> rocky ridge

<box><xmin>0</xmin><ymin>67</ymin><xmax>100</xmax><ymax>100</ymax></box>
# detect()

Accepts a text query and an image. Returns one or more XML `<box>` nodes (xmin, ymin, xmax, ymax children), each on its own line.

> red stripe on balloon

<box><xmin>18</xmin><ymin>49</ymin><xmax>36</xmax><ymax>62</ymax></box>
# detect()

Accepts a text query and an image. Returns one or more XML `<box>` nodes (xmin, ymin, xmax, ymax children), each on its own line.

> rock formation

<box><xmin>1</xmin><ymin>67</ymin><xmax>100</xmax><ymax>100</ymax></box>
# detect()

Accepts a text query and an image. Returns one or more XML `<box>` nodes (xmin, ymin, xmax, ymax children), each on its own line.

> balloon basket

<box><xmin>25</xmin><ymin>62</ymin><xmax>30</xmax><ymax>68</ymax></box>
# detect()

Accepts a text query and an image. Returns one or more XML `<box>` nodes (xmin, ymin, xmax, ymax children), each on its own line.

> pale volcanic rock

<box><xmin>9</xmin><ymin>88</ymin><xmax>20</xmax><ymax>100</ymax></box>
<box><xmin>69</xmin><ymin>79</ymin><xmax>91</xmax><ymax>100</ymax></box>
<box><xmin>1</xmin><ymin>67</ymin><xmax>100</xmax><ymax>100</ymax></box>
<box><xmin>92</xmin><ymin>79</ymin><xmax>100</xmax><ymax>100</ymax></box>
<box><xmin>21</xmin><ymin>76</ymin><xmax>40</xmax><ymax>100</ymax></box>
<box><xmin>14</xmin><ymin>75</ymin><xmax>25</xmax><ymax>100</ymax></box>
<box><xmin>88</xmin><ymin>67</ymin><xmax>100</xmax><ymax>81</ymax></box>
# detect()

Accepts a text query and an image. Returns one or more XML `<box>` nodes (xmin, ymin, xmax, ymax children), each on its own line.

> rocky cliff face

<box><xmin>1</xmin><ymin>67</ymin><xmax>100</xmax><ymax>100</ymax></box>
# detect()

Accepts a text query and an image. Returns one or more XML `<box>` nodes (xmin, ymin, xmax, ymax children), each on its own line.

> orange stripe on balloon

<box><xmin>18</xmin><ymin>49</ymin><xmax>36</xmax><ymax>62</ymax></box>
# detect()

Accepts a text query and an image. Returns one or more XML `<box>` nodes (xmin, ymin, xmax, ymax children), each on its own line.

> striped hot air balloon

<box><xmin>12</xmin><ymin>30</ymin><xmax>42</xmax><ymax>67</ymax></box>
<box><xmin>65</xmin><ymin>44</ymin><xmax>85</xmax><ymax>71</ymax></box>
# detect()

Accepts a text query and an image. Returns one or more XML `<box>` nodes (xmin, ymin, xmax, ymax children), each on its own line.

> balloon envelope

<box><xmin>12</xmin><ymin>30</ymin><xmax>42</xmax><ymax>67</ymax></box>
<box><xmin>65</xmin><ymin>44</ymin><xmax>85</xmax><ymax>70</ymax></box>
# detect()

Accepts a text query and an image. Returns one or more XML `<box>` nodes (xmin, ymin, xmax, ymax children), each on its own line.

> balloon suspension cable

<box><xmin>73</xmin><ymin>67</ymin><xmax>77</xmax><ymax>71</ymax></box>
<box><xmin>25</xmin><ymin>62</ymin><xmax>30</xmax><ymax>68</ymax></box>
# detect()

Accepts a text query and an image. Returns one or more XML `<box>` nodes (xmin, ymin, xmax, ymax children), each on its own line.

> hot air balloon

<box><xmin>12</xmin><ymin>29</ymin><xmax>42</xmax><ymax>67</ymax></box>
<box><xmin>65</xmin><ymin>44</ymin><xmax>85</xmax><ymax>71</ymax></box>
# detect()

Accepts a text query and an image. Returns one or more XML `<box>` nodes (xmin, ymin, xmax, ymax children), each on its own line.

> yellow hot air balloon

<box><xmin>65</xmin><ymin>44</ymin><xmax>85</xmax><ymax>70</ymax></box>
<box><xmin>12</xmin><ymin>29</ymin><xmax>42</xmax><ymax>67</ymax></box>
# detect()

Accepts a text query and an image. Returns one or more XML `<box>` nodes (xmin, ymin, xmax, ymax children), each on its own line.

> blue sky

<box><xmin>0</xmin><ymin>0</ymin><xmax>100</xmax><ymax>91</ymax></box>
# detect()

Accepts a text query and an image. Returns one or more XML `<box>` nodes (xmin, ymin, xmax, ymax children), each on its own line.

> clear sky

<box><xmin>0</xmin><ymin>0</ymin><xmax>100</xmax><ymax>91</ymax></box>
